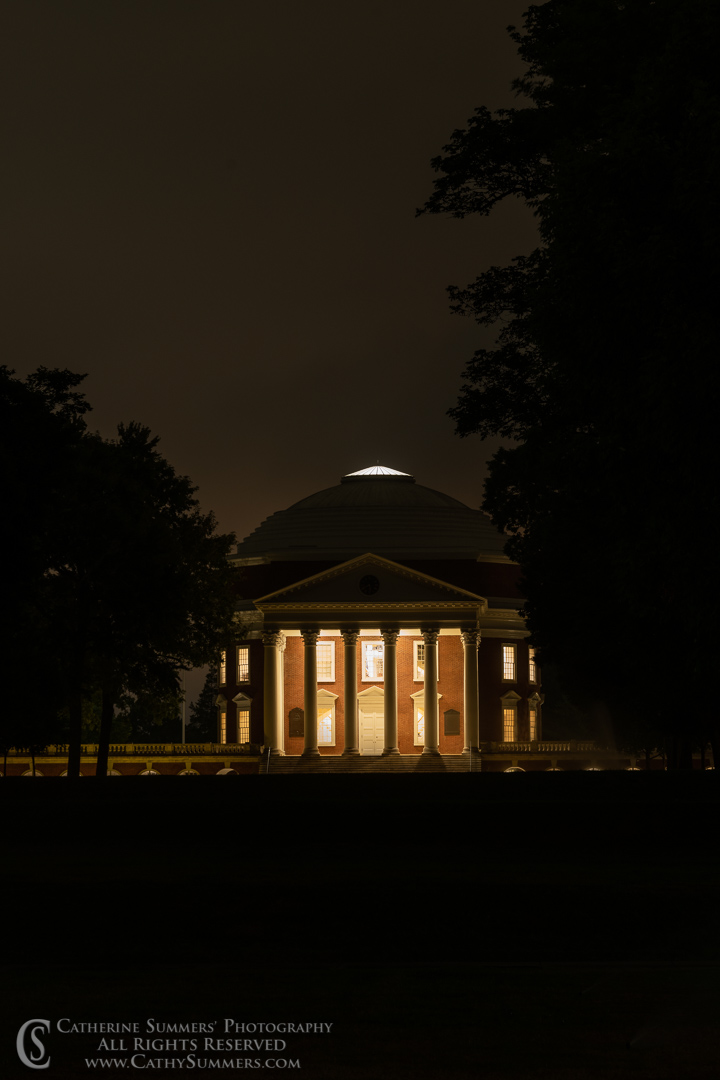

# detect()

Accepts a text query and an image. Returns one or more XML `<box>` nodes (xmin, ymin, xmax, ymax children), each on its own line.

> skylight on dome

<box><xmin>344</xmin><ymin>465</ymin><xmax>412</xmax><ymax>477</ymax></box>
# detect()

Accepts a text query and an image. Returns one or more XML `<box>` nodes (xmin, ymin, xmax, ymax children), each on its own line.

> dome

<box><xmin>235</xmin><ymin>465</ymin><xmax>509</xmax><ymax>562</ymax></box>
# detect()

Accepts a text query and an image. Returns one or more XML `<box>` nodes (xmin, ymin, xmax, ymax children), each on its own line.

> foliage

<box><xmin>419</xmin><ymin>1</ymin><xmax>720</xmax><ymax>764</ymax></box>
<box><xmin>185</xmin><ymin>666</ymin><xmax>219</xmax><ymax>744</ymax></box>
<box><xmin>0</xmin><ymin>367</ymin><xmax>237</xmax><ymax>772</ymax></box>
<box><xmin>114</xmin><ymin>683</ymin><xmax>184</xmax><ymax>743</ymax></box>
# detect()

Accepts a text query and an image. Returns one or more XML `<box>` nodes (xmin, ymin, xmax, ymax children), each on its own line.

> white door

<box><xmin>359</xmin><ymin>707</ymin><xmax>384</xmax><ymax>754</ymax></box>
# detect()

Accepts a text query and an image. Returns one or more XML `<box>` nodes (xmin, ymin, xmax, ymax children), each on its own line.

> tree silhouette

<box><xmin>419</xmin><ymin>0</ymin><xmax>720</xmax><ymax>767</ymax></box>
<box><xmin>1</xmin><ymin>368</ymin><xmax>238</xmax><ymax>775</ymax></box>
<box><xmin>185</xmin><ymin>666</ymin><xmax>219</xmax><ymax>744</ymax></box>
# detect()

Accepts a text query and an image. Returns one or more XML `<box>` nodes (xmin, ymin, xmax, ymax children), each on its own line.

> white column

<box><xmin>342</xmin><ymin>630</ymin><xmax>359</xmax><ymax>755</ymax></box>
<box><xmin>422</xmin><ymin>629</ymin><xmax>439</xmax><ymax>754</ymax></box>
<box><xmin>382</xmin><ymin>630</ymin><xmax>399</xmax><ymax>754</ymax></box>
<box><xmin>277</xmin><ymin>633</ymin><xmax>286</xmax><ymax>755</ymax></box>
<box><xmin>461</xmin><ymin>630</ymin><xmax>480</xmax><ymax>755</ymax></box>
<box><xmin>262</xmin><ymin>631</ymin><xmax>283</xmax><ymax>754</ymax></box>
<box><xmin>301</xmin><ymin>629</ymin><xmax>320</xmax><ymax>757</ymax></box>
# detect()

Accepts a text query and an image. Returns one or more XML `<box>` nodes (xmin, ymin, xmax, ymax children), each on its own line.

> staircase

<box><xmin>264</xmin><ymin>753</ymin><xmax>480</xmax><ymax>774</ymax></box>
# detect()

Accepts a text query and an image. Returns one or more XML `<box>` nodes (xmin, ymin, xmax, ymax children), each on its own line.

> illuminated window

<box><xmin>237</xmin><ymin>708</ymin><xmax>250</xmax><ymax>744</ymax></box>
<box><xmin>316</xmin><ymin>689</ymin><xmax>337</xmax><ymax>746</ymax></box>
<box><xmin>237</xmin><ymin>647</ymin><xmax>250</xmax><ymax>683</ymax></box>
<box><xmin>219</xmin><ymin>708</ymin><xmax>227</xmax><ymax>744</ymax></box>
<box><xmin>219</xmin><ymin>650</ymin><xmax>227</xmax><ymax>685</ymax></box>
<box><xmin>413</xmin><ymin>641</ymin><xmax>425</xmax><ymax>681</ymax></box>
<box><xmin>500</xmin><ymin>691</ymin><xmax>520</xmax><ymax>742</ymax></box>
<box><xmin>318</xmin><ymin>707</ymin><xmax>333</xmax><ymax>745</ymax></box>
<box><xmin>528</xmin><ymin>692</ymin><xmax>541</xmax><ymax>742</ymax></box>
<box><xmin>362</xmin><ymin>641</ymin><xmax>384</xmax><ymax>681</ymax></box>
<box><xmin>316</xmin><ymin>640</ymin><xmax>335</xmax><ymax>682</ymax></box>
<box><xmin>528</xmin><ymin>647</ymin><xmax>537</xmax><ymax>683</ymax></box>
<box><xmin>502</xmin><ymin>644</ymin><xmax>516</xmax><ymax>681</ymax></box>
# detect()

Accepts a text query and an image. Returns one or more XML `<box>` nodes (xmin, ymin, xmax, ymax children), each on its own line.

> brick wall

<box><xmin>220</xmin><ymin>633</ymin><xmax>540</xmax><ymax>752</ymax></box>
<box><xmin>283</xmin><ymin>635</ymin><xmax>467</xmax><ymax>755</ymax></box>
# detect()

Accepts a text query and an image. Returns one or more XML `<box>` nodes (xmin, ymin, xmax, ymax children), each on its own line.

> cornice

<box><xmin>255</xmin><ymin>600</ymin><xmax>482</xmax><ymax>611</ymax></box>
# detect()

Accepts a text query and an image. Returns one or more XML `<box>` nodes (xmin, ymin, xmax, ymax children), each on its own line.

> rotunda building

<box><xmin>218</xmin><ymin>466</ymin><xmax>541</xmax><ymax>763</ymax></box>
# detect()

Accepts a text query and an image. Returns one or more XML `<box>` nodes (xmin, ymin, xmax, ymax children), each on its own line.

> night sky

<box><xmin>2</xmin><ymin>0</ymin><xmax>537</xmax><ymax>545</ymax></box>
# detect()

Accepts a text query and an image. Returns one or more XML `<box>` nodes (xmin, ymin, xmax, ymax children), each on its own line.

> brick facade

<box><xmin>218</xmin><ymin>630</ymin><xmax>539</xmax><ymax>754</ymax></box>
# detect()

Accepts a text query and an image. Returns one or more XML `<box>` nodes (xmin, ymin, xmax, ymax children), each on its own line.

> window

<box><xmin>415</xmin><ymin>707</ymin><xmax>424</xmax><ymax>746</ymax></box>
<box><xmin>528</xmin><ymin>692</ymin><xmax>541</xmax><ymax>742</ymax></box>
<box><xmin>362</xmin><ymin>641</ymin><xmax>384</xmax><ymax>681</ymax></box>
<box><xmin>219</xmin><ymin>708</ymin><xmax>227</xmax><ymax>744</ymax></box>
<box><xmin>502</xmin><ymin>644</ymin><xmax>516</xmax><ymax>681</ymax></box>
<box><xmin>219</xmin><ymin>650</ymin><xmax>227</xmax><ymax>685</ymax></box>
<box><xmin>413</xmin><ymin>641</ymin><xmax>425</xmax><ymax>681</ymax></box>
<box><xmin>500</xmin><ymin>691</ymin><xmax>520</xmax><ymax>742</ymax></box>
<box><xmin>237</xmin><ymin>647</ymin><xmax>250</xmax><ymax>683</ymax></box>
<box><xmin>237</xmin><ymin>708</ymin><xmax>250</xmax><ymax>744</ymax></box>
<box><xmin>316</xmin><ymin>689</ymin><xmax>338</xmax><ymax>746</ymax></box>
<box><xmin>318</xmin><ymin>707</ymin><xmax>333</xmax><ymax>745</ymax></box>
<box><xmin>528</xmin><ymin>647</ymin><xmax>537</xmax><ymax>683</ymax></box>
<box><xmin>316</xmin><ymin>640</ymin><xmax>335</xmax><ymax>682</ymax></box>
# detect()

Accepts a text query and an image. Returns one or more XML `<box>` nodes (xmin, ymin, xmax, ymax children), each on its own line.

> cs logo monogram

<box><xmin>16</xmin><ymin>1020</ymin><xmax>51</xmax><ymax>1070</ymax></box>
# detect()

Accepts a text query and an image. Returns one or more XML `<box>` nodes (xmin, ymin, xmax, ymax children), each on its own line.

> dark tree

<box><xmin>419</xmin><ymin>1</ymin><xmax>720</xmax><ymax>767</ymax></box>
<box><xmin>48</xmin><ymin>421</ymin><xmax>238</xmax><ymax>777</ymax></box>
<box><xmin>0</xmin><ymin>366</ymin><xmax>91</xmax><ymax>752</ymax></box>
<box><xmin>185</xmin><ymin>666</ymin><xmax>219</xmax><ymax>744</ymax></box>
<box><xmin>0</xmin><ymin>368</ymin><xmax>238</xmax><ymax>775</ymax></box>
<box><xmin>114</xmin><ymin>682</ymin><xmax>184</xmax><ymax>744</ymax></box>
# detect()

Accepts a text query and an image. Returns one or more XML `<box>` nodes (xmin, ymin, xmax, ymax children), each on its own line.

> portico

<box><xmin>255</xmin><ymin>554</ymin><xmax>485</xmax><ymax>758</ymax></box>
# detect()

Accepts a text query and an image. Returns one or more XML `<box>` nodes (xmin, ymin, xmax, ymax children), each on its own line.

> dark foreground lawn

<box><xmin>2</xmin><ymin>773</ymin><xmax>719</xmax><ymax>1078</ymax></box>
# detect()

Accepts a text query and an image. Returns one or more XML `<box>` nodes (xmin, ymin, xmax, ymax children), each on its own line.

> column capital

<box><xmin>381</xmin><ymin>630</ymin><xmax>399</xmax><ymax>647</ymax></box>
<box><xmin>461</xmin><ymin>630</ymin><xmax>481</xmax><ymax>649</ymax></box>
<box><xmin>421</xmin><ymin>628</ymin><xmax>439</xmax><ymax>645</ymax></box>
<box><xmin>262</xmin><ymin>631</ymin><xmax>284</xmax><ymax>648</ymax></box>
<box><xmin>341</xmin><ymin>629</ymin><xmax>360</xmax><ymax>646</ymax></box>
<box><xmin>300</xmin><ymin>629</ymin><xmax>319</xmax><ymax>646</ymax></box>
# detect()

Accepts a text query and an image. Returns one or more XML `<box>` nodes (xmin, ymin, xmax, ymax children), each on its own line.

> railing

<box><xmin>6</xmin><ymin>743</ymin><xmax>263</xmax><ymax>757</ymax></box>
<box><xmin>487</xmin><ymin>740</ymin><xmax>604</xmax><ymax>753</ymax></box>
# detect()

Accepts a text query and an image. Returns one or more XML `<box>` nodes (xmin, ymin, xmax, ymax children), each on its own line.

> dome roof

<box><xmin>235</xmin><ymin>466</ymin><xmax>509</xmax><ymax>562</ymax></box>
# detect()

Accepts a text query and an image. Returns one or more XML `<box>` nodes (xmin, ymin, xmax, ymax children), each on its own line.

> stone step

<box><xmin>263</xmin><ymin>754</ymin><xmax>479</xmax><ymax>774</ymax></box>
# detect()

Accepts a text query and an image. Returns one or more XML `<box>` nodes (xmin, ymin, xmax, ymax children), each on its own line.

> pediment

<box><xmin>254</xmin><ymin>553</ymin><xmax>486</xmax><ymax>609</ymax></box>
